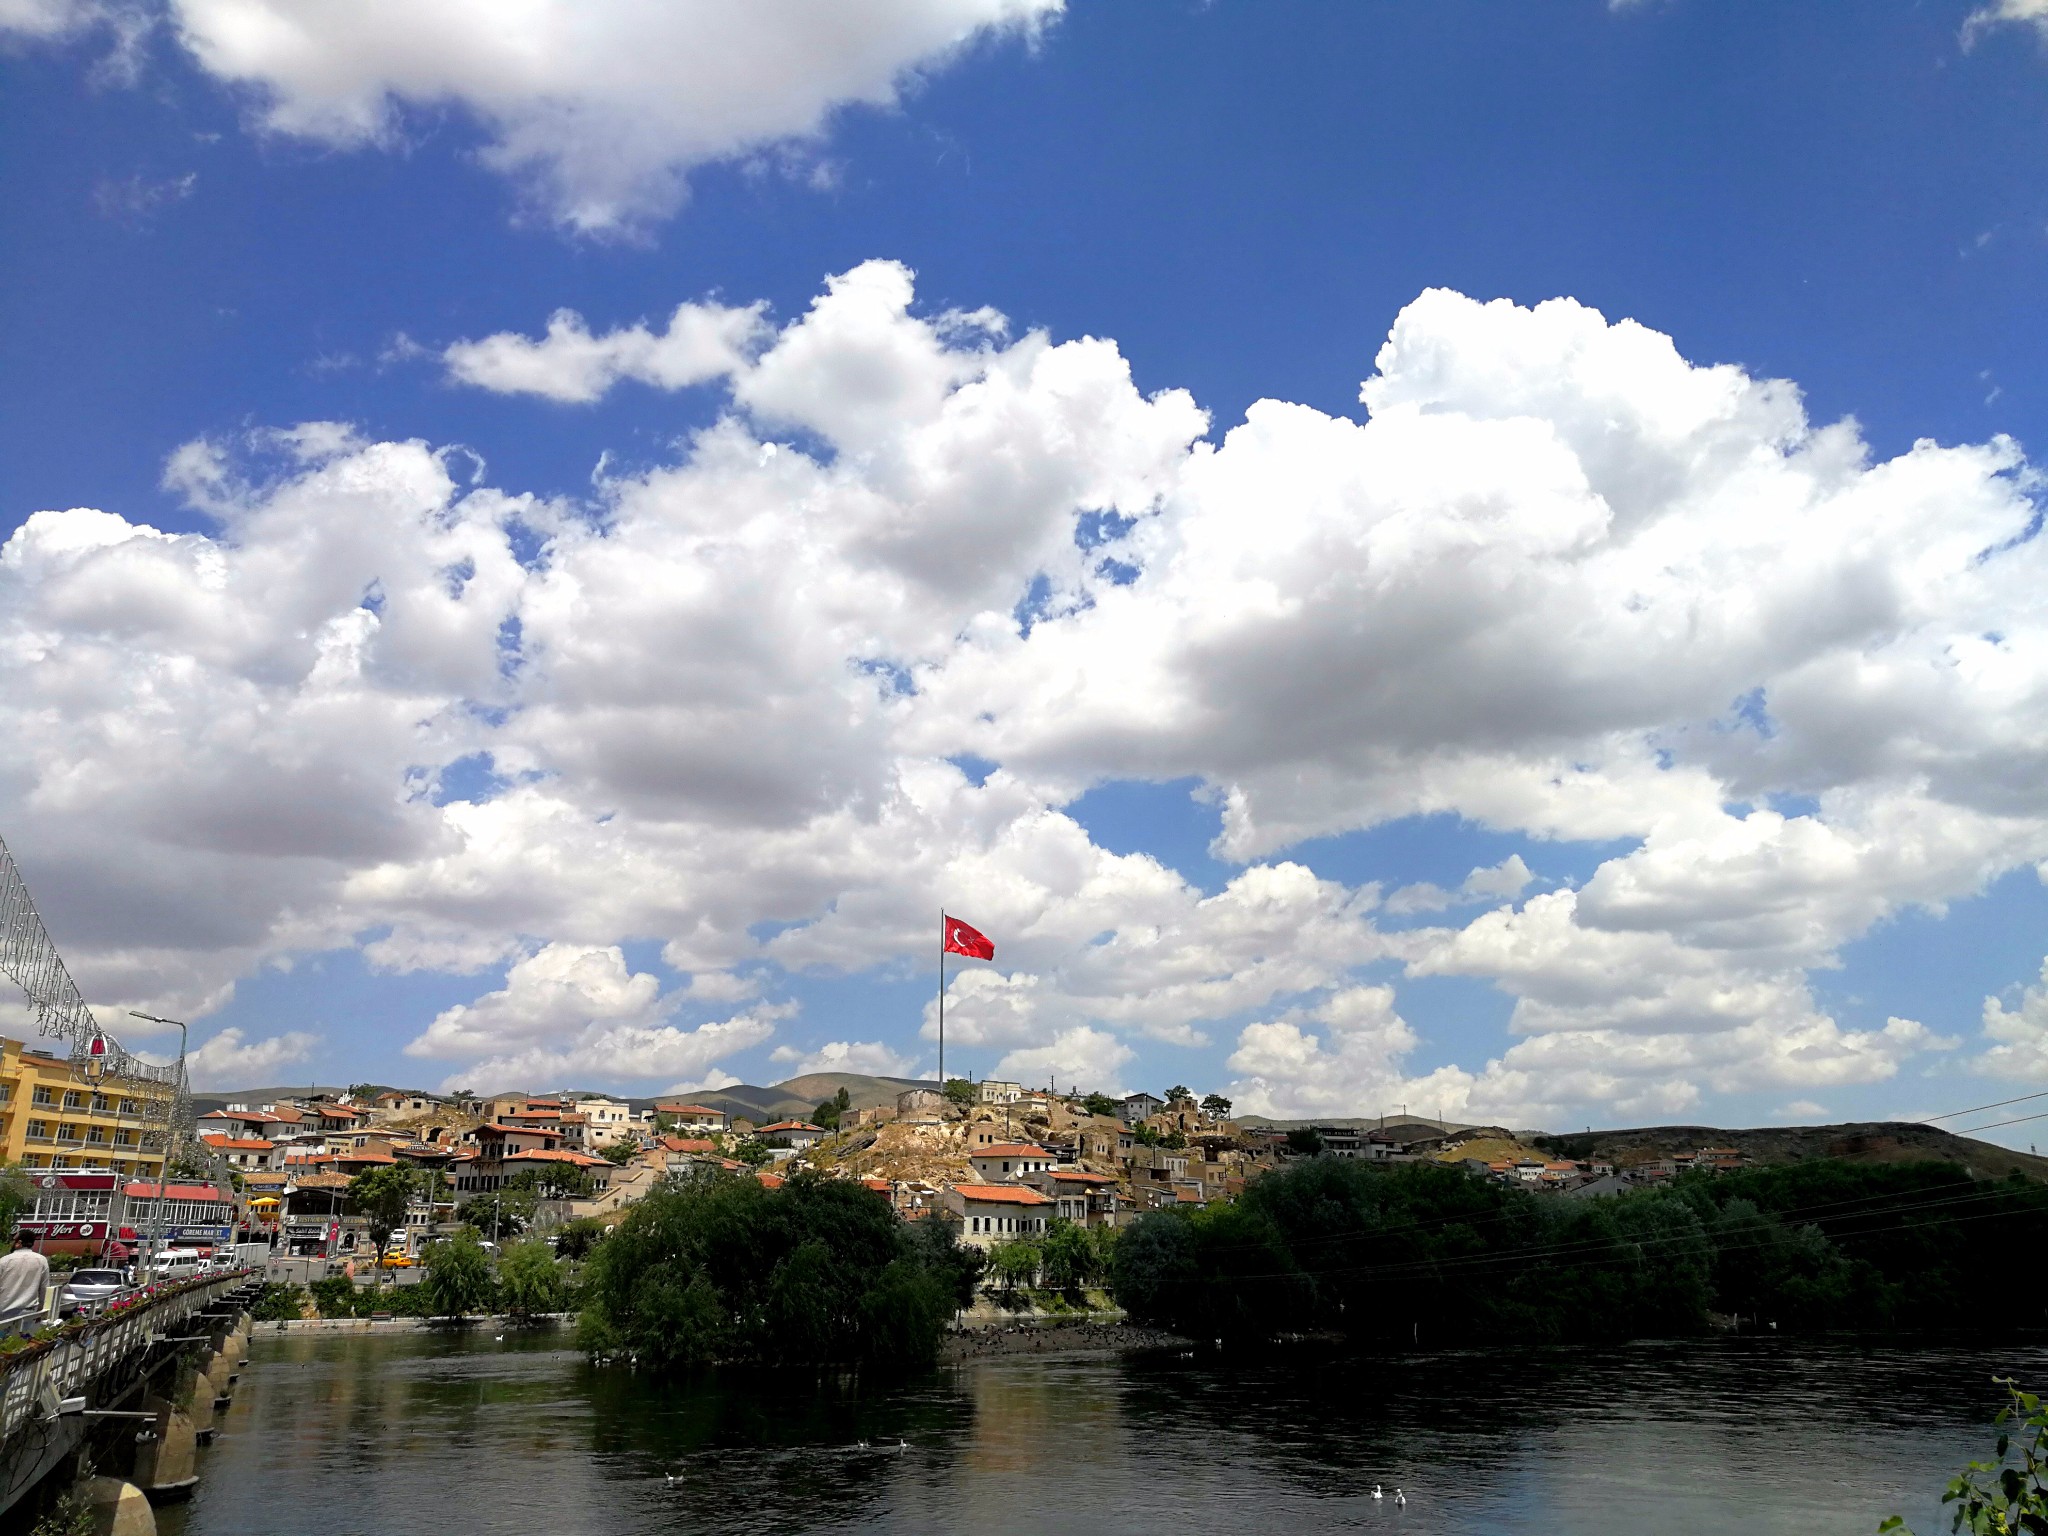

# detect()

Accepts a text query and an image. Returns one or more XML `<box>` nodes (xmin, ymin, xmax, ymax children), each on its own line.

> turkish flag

<box><xmin>943</xmin><ymin>915</ymin><xmax>996</xmax><ymax>961</ymax></box>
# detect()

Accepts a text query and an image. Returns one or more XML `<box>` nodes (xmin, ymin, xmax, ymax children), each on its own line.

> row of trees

<box><xmin>1110</xmin><ymin>1156</ymin><xmax>2048</xmax><ymax>1345</ymax></box>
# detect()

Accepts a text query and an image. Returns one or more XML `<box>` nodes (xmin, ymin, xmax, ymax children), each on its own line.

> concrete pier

<box><xmin>82</xmin><ymin>1476</ymin><xmax>156</xmax><ymax>1536</ymax></box>
<box><xmin>131</xmin><ymin>1394</ymin><xmax>199</xmax><ymax>1503</ymax></box>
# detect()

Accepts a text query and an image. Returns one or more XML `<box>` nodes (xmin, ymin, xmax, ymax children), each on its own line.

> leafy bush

<box><xmin>577</xmin><ymin>1171</ymin><xmax>969</xmax><ymax>1371</ymax></box>
<box><xmin>310</xmin><ymin>1277</ymin><xmax>366</xmax><ymax>1318</ymax></box>
<box><xmin>250</xmin><ymin>1283</ymin><xmax>307</xmax><ymax>1322</ymax></box>
<box><xmin>1882</xmin><ymin>1378</ymin><xmax>2048</xmax><ymax>1534</ymax></box>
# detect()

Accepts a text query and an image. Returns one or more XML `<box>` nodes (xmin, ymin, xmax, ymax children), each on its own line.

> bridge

<box><xmin>0</xmin><ymin>1270</ymin><xmax>261</xmax><ymax>1523</ymax></box>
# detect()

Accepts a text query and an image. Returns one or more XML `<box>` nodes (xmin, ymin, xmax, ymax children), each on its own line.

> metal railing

<box><xmin>0</xmin><ymin>1270</ymin><xmax>254</xmax><ymax>1446</ymax></box>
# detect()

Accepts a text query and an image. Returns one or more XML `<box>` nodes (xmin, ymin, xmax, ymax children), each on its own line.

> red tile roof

<box><xmin>950</xmin><ymin>1183</ymin><xmax>1052</xmax><ymax>1206</ymax></box>
<box><xmin>757</xmin><ymin>1120</ymin><xmax>825</xmax><ymax>1135</ymax></box>
<box><xmin>498</xmin><ymin>1149</ymin><xmax>611</xmax><ymax>1170</ymax></box>
<box><xmin>200</xmin><ymin>1136</ymin><xmax>275</xmax><ymax>1151</ymax></box>
<box><xmin>755</xmin><ymin>1171</ymin><xmax>785</xmax><ymax>1189</ymax></box>
<box><xmin>971</xmin><ymin>1144</ymin><xmax>1052</xmax><ymax>1159</ymax></box>
<box><xmin>658</xmin><ymin>1136</ymin><xmax>716</xmax><ymax>1153</ymax></box>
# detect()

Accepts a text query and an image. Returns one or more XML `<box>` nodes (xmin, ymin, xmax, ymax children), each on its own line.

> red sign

<box><xmin>20</xmin><ymin>1221</ymin><xmax>104</xmax><ymax>1240</ymax></box>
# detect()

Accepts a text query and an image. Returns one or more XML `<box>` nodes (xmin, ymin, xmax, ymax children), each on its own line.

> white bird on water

<box><xmin>665</xmin><ymin>1473</ymin><xmax>681</xmax><ymax>1487</ymax></box>
<box><xmin>1395</xmin><ymin>1489</ymin><xmax>1406</xmax><ymax>1507</ymax></box>
<box><xmin>1372</xmin><ymin>1485</ymin><xmax>1383</xmax><ymax>1500</ymax></box>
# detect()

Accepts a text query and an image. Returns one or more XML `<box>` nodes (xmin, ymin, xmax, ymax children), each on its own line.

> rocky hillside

<box><xmin>1529</xmin><ymin>1121</ymin><xmax>2048</xmax><ymax>1181</ymax></box>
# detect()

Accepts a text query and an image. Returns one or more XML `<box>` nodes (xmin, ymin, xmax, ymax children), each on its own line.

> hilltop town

<box><xmin>100</xmin><ymin>1071</ymin><xmax>2036</xmax><ymax>1278</ymax></box>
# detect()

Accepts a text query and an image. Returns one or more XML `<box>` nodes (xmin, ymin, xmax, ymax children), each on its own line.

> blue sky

<box><xmin>4</xmin><ymin>1</ymin><xmax>2048</xmax><ymax>1146</ymax></box>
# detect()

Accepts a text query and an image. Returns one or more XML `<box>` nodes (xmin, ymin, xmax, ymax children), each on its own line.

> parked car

<box><xmin>57</xmin><ymin>1268</ymin><xmax>129</xmax><ymax>1319</ymax></box>
<box><xmin>379</xmin><ymin>1250</ymin><xmax>414</xmax><ymax>1269</ymax></box>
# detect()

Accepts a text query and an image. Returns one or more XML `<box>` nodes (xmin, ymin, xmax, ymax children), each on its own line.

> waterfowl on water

<box><xmin>1395</xmin><ymin>1489</ymin><xmax>1406</xmax><ymax>1507</ymax></box>
<box><xmin>1372</xmin><ymin>1485</ymin><xmax>1383</xmax><ymax>1500</ymax></box>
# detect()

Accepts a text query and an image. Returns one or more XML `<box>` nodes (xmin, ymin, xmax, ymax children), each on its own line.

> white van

<box><xmin>151</xmin><ymin>1249</ymin><xmax>205</xmax><ymax>1281</ymax></box>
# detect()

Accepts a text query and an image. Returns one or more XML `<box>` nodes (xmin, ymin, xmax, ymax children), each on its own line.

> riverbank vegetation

<box><xmin>576</xmin><ymin>1171</ymin><xmax>981</xmax><ymax>1370</ymax></box>
<box><xmin>1111</xmin><ymin>1158</ymin><xmax>2048</xmax><ymax>1344</ymax></box>
<box><xmin>1882</xmin><ymin>1378</ymin><xmax>2048</xmax><ymax>1534</ymax></box>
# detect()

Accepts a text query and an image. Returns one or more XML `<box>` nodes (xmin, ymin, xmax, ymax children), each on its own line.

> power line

<box><xmin>1950</xmin><ymin>1107</ymin><xmax>2048</xmax><ymax>1137</ymax></box>
<box><xmin>1920</xmin><ymin>1087</ymin><xmax>2048</xmax><ymax>1125</ymax></box>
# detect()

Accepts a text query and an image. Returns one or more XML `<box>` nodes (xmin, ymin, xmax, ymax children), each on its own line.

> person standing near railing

<box><xmin>0</xmin><ymin>1230</ymin><xmax>51</xmax><ymax>1337</ymax></box>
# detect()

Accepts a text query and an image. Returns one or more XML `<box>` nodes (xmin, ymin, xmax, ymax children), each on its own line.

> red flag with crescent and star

<box><xmin>942</xmin><ymin>914</ymin><xmax>995</xmax><ymax>961</ymax></box>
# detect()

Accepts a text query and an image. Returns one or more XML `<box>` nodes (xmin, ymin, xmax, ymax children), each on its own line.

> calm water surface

<box><xmin>162</xmin><ymin>1329</ymin><xmax>2048</xmax><ymax>1536</ymax></box>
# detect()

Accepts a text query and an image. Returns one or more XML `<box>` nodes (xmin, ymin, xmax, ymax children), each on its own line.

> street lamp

<box><xmin>129</xmin><ymin>1012</ymin><xmax>186</xmax><ymax>1282</ymax></box>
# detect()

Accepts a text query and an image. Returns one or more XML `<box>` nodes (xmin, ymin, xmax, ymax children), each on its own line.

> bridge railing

<box><xmin>0</xmin><ymin>1270</ymin><xmax>255</xmax><ymax>1445</ymax></box>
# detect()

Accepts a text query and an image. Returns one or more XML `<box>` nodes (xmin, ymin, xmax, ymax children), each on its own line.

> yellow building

<box><xmin>0</xmin><ymin>1036</ymin><xmax>169</xmax><ymax>1180</ymax></box>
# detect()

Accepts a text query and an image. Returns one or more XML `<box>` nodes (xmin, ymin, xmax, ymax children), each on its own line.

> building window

<box><xmin>85</xmin><ymin>1126</ymin><xmax>106</xmax><ymax>1144</ymax></box>
<box><xmin>31</xmin><ymin>1087</ymin><xmax>53</xmax><ymax>1107</ymax></box>
<box><xmin>89</xmin><ymin>1094</ymin><xmax>108</xmax><ymax>1113</ymax></box>
<box><xmin>26</xmin><ymin>1120</ymin><xmax>50</xmax><ymax>1140</ymax></box>
<box><xmin>118</xmin><ymin>1099</ymin><xmax>137</xmax><ymax>1115</ymax></box>
<box><xmin>62</xmin><ymin>1091</ymin><xmax>83</xmax><ymax>1110</ymax></box>
<box><xmin>114</xmin><ymin>1130</ymin><xmax>134</xmax><ymax>1147</ymax></box>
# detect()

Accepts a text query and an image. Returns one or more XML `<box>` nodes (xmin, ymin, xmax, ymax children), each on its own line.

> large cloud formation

<box><xmin>1</xmin><ymin>0</ymin><xmax>1062</xmax><ymax>233</ymax></box>
<box><xmin>5</xmin><ymin>263</ymin><xmax>2046</xmax><ymax>1110</ymax></box>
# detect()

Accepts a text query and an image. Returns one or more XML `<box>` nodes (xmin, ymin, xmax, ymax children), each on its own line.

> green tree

<box><xmin>1038</xmin><ymin>1218</ymin><xmax>1100</xmax><ymax>1298</ymax></box>
<box><xmin>731</xmin><ymin>1138</ymin><xmax>772</xmax><ymax>1168</ymax></box>
<box><xmin>419</xmin><ymin>1230</ymin><xmax>495</xmax><ymax>1319</ymax></box>
<box><xmin>813</xmin><ymin>1086</ymin><xmax>853</xmax><ymax>1131</ymax></box>
<box><xmin>462</xmin><ymin>1185</ymin><xmax>536</xmax><ymax>1242</ymax></box>
<box><xmin>1285</xmin><ymin>1127</ymin><xmax>1324</xmax><ymax>1158</ymax></box>
<box><xmin>599</xmin><ymin>1140</ymin><xmax>637</xmax><ymax>1167</ymax></box>
<box><xmin>1201</xmin><ymin>1093</ymin><xmax>1232</xmax><ymax>1117</ymax></box>
<box><xmin>553</xmin><ymin>1217</ymin><xmax>609</xmax><ymax>1260</ymax></box>
<box><xmin>988</xmin><ymin>1235</ymin><xmax>1043</xmax><ymax>1295</ymax></box>
<box><xmin>0</xmin><ymin>1158</ymin><xmax>34</xmax><ymax>1235</ymax></box>
<box><xmin>347</xmin><ymin>1166</ymin><xmax>419</xmax><ymax>1284</ymax></box>
<box><xmin>497</xmin><ymin>1238</ymin><xmax>569</xmax><ymax>1320</ymax></box>
<box><xmin>1164</xmin><ymin>1085</ymin><xmax>1194</xmax><ymax>1105</ymax></box>
<box><xmin>1082</xmin><ymin>1093</ymin><xmax>1120</xmax><ymax>1119</ymax></box>
<box><xmin>901</xmin><ymin>1212</ymin><xmax>985</xmax><ymax>1307</ymax></box>
<box><xmin>577</xmin><ymin>1172</ymin><xmax>962</xmax><ymax>1371</ymax></box>
<box><xmin>942</xmin><ymin>1078</ymin><xmax>976</xmax><ymax>1108</ymax></box>
<box><xmin>1882</xmin><ymin>1379</ymin><xmax>2048</xmax><ymax>1535</ymax></box>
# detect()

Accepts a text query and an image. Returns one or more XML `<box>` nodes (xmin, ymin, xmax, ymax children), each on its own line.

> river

<box><xmin>161</xmin><ymin>1329</ymin><xmax>2048</xmax><ymax>1536</ymax></box>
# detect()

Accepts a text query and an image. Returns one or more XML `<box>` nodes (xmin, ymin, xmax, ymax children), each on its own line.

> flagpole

<box><xmin>937</xmin><ymin>908</ymin><xmax>946</xmax><ymax>1089</ymax></box>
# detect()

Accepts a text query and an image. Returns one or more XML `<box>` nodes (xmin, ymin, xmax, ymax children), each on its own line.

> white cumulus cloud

<box><xmin>184</xmin><ymin>1026</ymin><xmax>318</xmax><ymax>1088</ymax></box>
<box><xmin>442</xmin><ymin>301</ymin><xmax>770</xmax><ymax>403</ymax></box>
<box><xmin>1982</xmin><ymin>956</ymin><xmax>2048</xmax><ymax>1080</ymax></box>
<box><xmin>161</xmin><ymin>0</ymin><xmax>1063</xmax><ymax>233</ymax></box>
<box><xmin>770</xmin><ymin>1039</ymin><xmax>919</xmax><ymax>1078</ymax></box>
<box><xmin>9</xmin><ymin>267</ymin><xmax>2048</xmax><ymax>1121</ymax></box>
